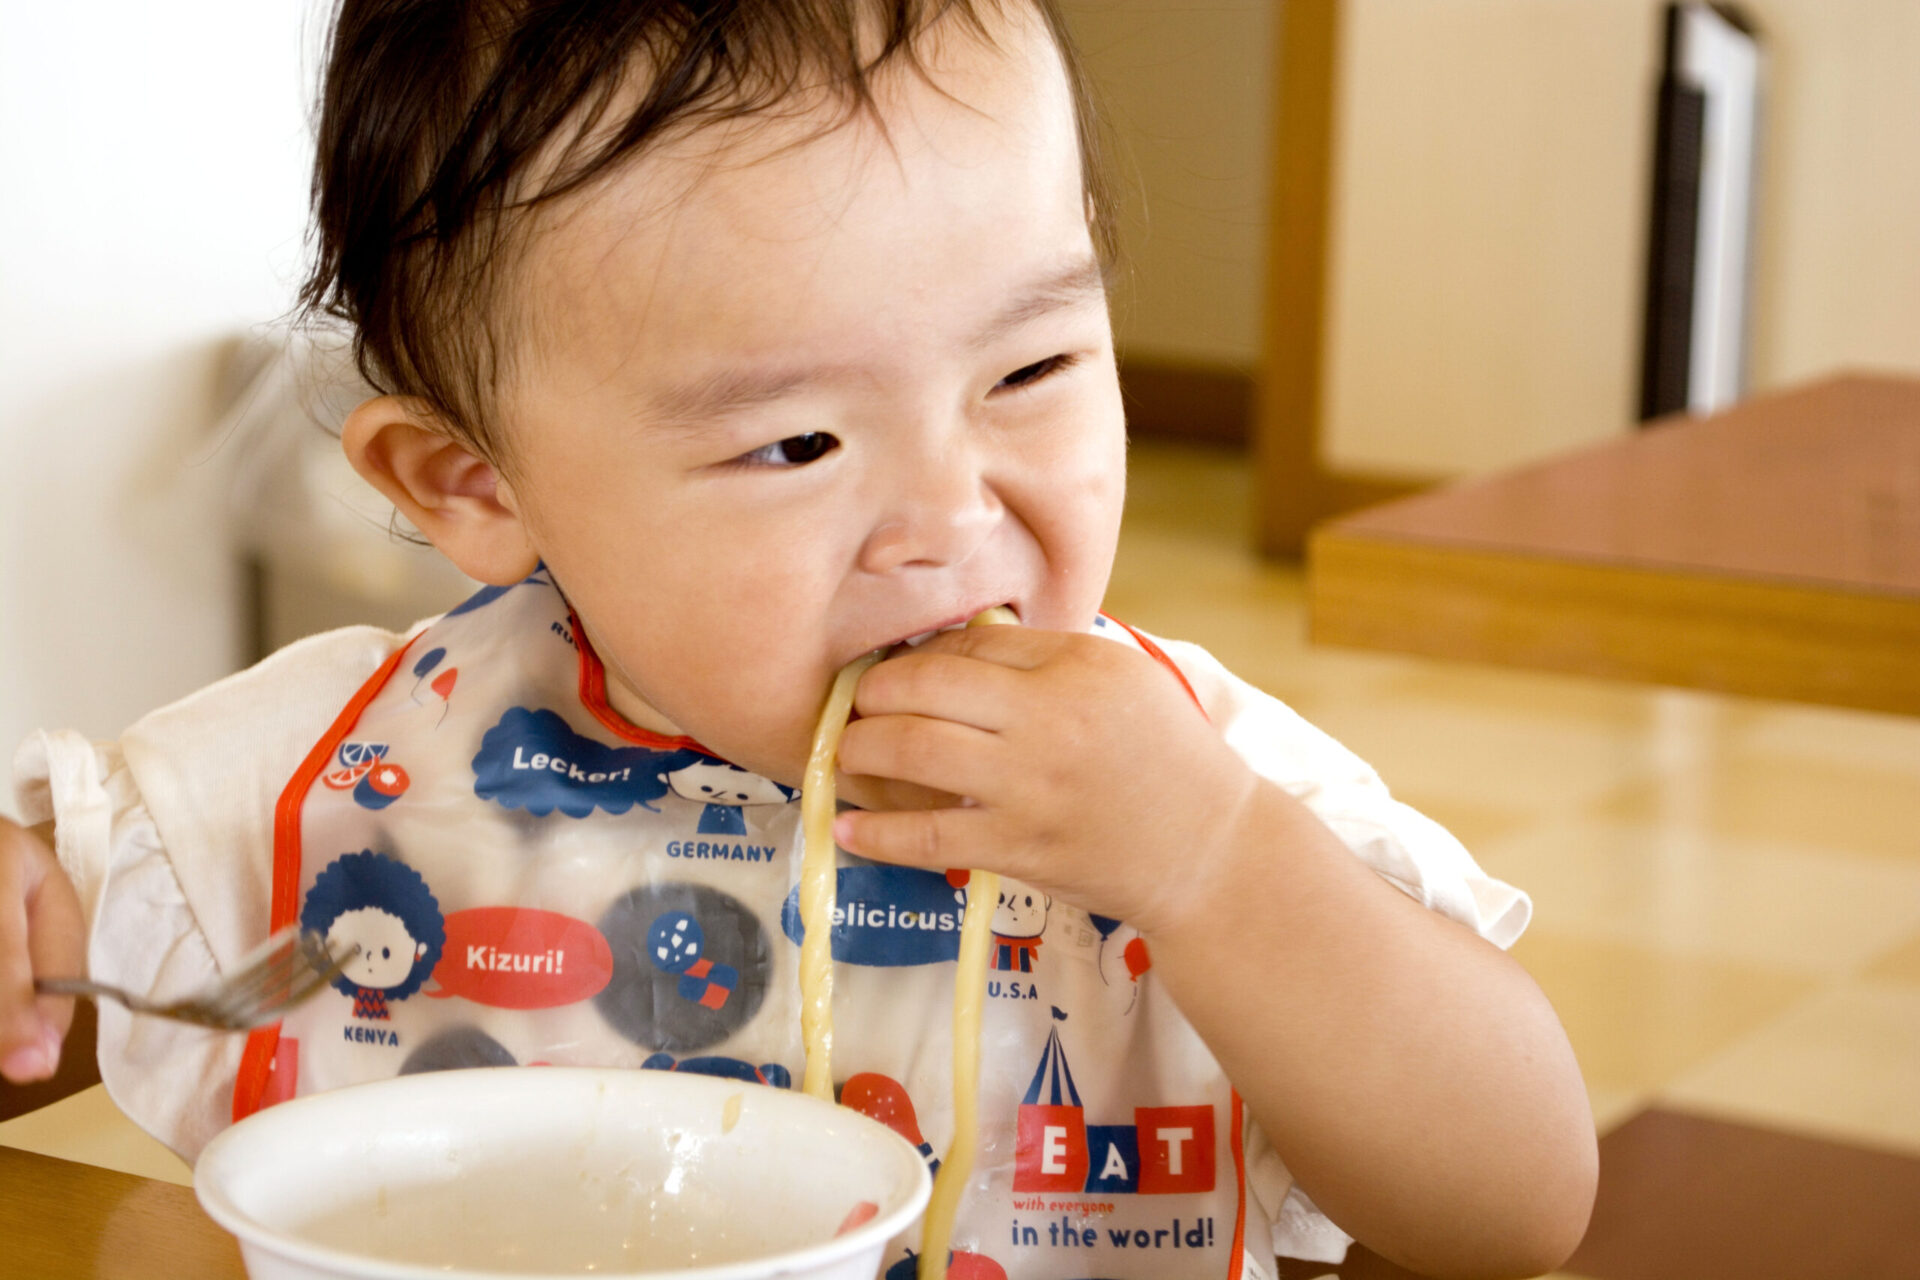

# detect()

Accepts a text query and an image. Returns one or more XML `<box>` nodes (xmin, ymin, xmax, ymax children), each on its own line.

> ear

<box><xmin>341</xmin><ymin>396</ymin><xmax>540</xmax><ymax>586</ymax></box>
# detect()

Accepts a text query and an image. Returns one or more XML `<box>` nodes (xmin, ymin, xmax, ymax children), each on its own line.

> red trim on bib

<box><xmin>572</xmin><ymin>611</ymin><xmax>720</xmax><ymax>755</ymax></box>
<box><xmin>1101</xmin><ymin>613</ymin><xmax>1206</xmax><ymax>716</ymax></box>
<box><xmin>1227</xmin><ymin>1089</ymin><xmax>1248</xmax><ymax>1277</ymax></box>
<box><xmin>1109</xmin><ymin>615</ymin><xmax>1248</xmax><ymax>1274</ymax></box>
<box><xmin>234</xmin><ymin>636</ymin><xmax>421</xmax><ymax>1121</ymax></box>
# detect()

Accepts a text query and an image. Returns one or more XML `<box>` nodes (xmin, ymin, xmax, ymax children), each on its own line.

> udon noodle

<box><xmin>799</xmin><ymin>648</ymin><xmax>881</xmax><ymax>1101</ymax></box>
<box><xmin>799</xmin><ymin>607</ymin><xmax>1016</xmax><ymax>1280</ymax></box>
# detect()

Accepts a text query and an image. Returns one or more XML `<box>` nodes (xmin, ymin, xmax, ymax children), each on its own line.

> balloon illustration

<box><xmin>841</xmin><ymin>1072</ymin><xmax>940</xmax><ymax>1176</ymax></box>
<box><xmin>409</xmin><ymin>646</ymin><xmax>458</xmax><ymax>726</ymax></box>
<box><xmin>1090</xmin><ymin>915</ymin><xmax>1149</xmax><ymax>1013</ymax></box>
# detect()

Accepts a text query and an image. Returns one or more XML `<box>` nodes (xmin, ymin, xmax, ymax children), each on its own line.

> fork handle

<box><xmin>32</xmin><ymin>978</ymin><xmax>151</xmax><ymax>1013</ymax></box>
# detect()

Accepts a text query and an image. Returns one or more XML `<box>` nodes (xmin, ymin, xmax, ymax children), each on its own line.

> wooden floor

<box><xmin>5</xmin><ymin>440</ymin><xmax>1919</xmax><ymax>1276</ymax></box>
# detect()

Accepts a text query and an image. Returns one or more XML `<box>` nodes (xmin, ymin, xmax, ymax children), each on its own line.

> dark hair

<box><xmin>301</xmin><ymin>849</ymin><xmax>446</xmax><ymax>1001</ymax></box>
<box><xmin>299</xmin><ymin>0</ymin><xmax>1115</xmax><ymax>469</ymax></box>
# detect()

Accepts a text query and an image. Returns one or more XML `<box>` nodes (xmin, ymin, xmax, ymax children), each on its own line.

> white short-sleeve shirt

<box><xmin>13</xmin><ymin>622</ymin><xmax>1528</xmax><ymax>1270</ymax></box>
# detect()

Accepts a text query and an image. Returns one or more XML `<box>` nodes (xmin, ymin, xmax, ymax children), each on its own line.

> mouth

<box><xmin>875</xmin><ymin>603</ymin><xmax>1020</xmax><ymax>658</ymax></box>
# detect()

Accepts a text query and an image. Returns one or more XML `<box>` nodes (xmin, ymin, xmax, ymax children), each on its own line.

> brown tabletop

<box><xmin>1308</xmin><ymin>373</ymin><xmax>1920</xmax><ymax>715</ymax></box>
<box><xmin>0</xmin><ymin>1145</ymin><xmax>245</xmax><ymax>1279</ymax></box>
<box><xmin>0</xmin><ymin>1142</ymin><xmax>1370</xmax><ymax>1280</ymax></box>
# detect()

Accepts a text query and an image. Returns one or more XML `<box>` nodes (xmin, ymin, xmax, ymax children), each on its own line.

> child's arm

<box><xmin>1139</xmin><ymin>787</ymin><xmax>1596</xmax><ymax>1278</ymax></box>
<box><xmin>834</xmin><ymin>626</ymin><xmax>1598</xmax><ymax>1280</ymax></box>
<box><xmin>0</xmin><ymin>817</ymin><xmax>84</xmax><ymax>1083</ymax></box>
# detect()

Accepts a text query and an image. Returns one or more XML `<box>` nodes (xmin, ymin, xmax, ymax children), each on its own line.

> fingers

<box><xmin>0</xmin><ymin>823</ymin><xmax>82</xmax><ymax>1083</ymax></box>
<box><xmin>833</xmin><ymin>772</ymin><xmax>962</xmax><ymax>815</ymax></box>
<box><xmin>853</xmin><ymin>648</ymin><xmax>1026</xmax><ymax>729</ymax></box>
<box><xmin>837</xmin><ymin>713</ymin><xmax>1001</xmax><ymax>800</ymax></box>
<box><xmin>833</xmin><ymin>804</ymin><xmax>998</xmax><ymax>873</ymax></box>
<box><xmin>0</xmin><ymin>831</ymin><xmax>48</xmax><ymax>1079</ymax></box>
<box><xmin>907</xmin><ymin>619</ymin><xmax>1053</xmax><ymax>668</ymax></box>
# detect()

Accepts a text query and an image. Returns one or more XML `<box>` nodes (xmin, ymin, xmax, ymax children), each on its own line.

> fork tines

<box><xmin>179</xmin><ymin>927</ymin><xmax>356</xmax><ymax>1030</ymax></box>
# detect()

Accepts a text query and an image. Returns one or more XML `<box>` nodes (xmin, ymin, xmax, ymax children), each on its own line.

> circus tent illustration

<box><xmin>1014</xmin><ymin>1008</ymin><xmax>1217</xmax><ymax>1197</ymax></box>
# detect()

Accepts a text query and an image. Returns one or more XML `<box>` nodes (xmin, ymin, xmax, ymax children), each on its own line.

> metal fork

<box><xmin>34</xmin><ymin>926</ymin><xmax>358</xmax><ymax>1031</ymax></box>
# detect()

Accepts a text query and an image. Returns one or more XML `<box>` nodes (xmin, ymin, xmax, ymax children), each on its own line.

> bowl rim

<box><xmin>194</xmin><ymin>1066</ymin><xmax>932</xmax><ymax>1280</ymax></box>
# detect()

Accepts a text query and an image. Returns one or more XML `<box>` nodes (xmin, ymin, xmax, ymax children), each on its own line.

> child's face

<box><xmin>329</xmin><ymin>907</ymin><xmax>423</xmax><ymax>990</ymax></box>
<box><xmin>493</xmin><ymin>11</ymin><xmax>1124</xmax><ymax>787</ymax></box>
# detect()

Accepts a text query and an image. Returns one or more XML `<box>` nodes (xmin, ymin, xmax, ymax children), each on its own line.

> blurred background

<box><xmin>5</xmin><ymin>0</ymin><xmax>1918</xmax><ymax>762</ymax></box>
<box><xmin>3</xmin><ymin>5</ymin><xmax>1918</xmax><ymax>1274</ymax></box>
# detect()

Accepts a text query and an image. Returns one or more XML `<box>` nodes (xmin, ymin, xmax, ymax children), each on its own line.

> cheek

<box><xmin>1043</xmin><ymin>393</ymin><xmax>1127</xmax><ymax>523</ymax></box>
<box><xmin>1023</xmin><ymin>424</ymin><xmax>1125</xmax><ymax>586</ymax></box>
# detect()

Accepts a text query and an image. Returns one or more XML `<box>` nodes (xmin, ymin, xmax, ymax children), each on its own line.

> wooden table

<box><xmin>1308</xmin><ymin>374</ymin><xmax>1920</xmax><ymax>715</ymax></box>
<box><xmin>0</xmin><ymin>1142</ymin><xmax>1409</xmax><ymax>1280</ymax></box>
<box><xmin>0</xmin><ymin>1145</ymin><xmax>245</xmax><ymax>1278</ymax></box>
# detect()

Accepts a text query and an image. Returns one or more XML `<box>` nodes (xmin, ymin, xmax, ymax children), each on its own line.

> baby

<box><xmin>0</xmin><ymin>2</ymin><xmax>1596</xmax><ymax>1276</ymax></box>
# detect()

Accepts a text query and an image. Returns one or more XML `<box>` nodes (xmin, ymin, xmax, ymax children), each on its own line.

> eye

<box><xmin>381</xmin><ymin>947</ymin><xmax>391</xmax><ymax>960</ymax></box>
<box><xmin>736</xmin><ymin>432</ymin><xmax>839</xmax><ymax>467</ymax></box>
<box><xmin>994</xmin><ymin>353</ymin><xmax>1077</xmax><ymax>392</ymax></box>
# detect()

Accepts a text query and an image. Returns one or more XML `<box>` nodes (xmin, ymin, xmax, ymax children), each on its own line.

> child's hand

<box><xmin>0</xmin><ymin>817</ymin><xmax>84</xmax><ymax>1083</ymax></box>
<box><xmin>838</xmin><ymin>627</ymin><xmax>1601</xmax><ymax>1272</ymax></box>
<box><xmin>832</xmin><ymin>625</ymin><xmax>1258</xmax><ymax>934</ymax></box>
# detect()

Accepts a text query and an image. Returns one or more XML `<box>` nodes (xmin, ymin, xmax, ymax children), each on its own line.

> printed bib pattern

<box><xmin>234</xmin><ymin>572</ymin><xmax>1253</xmax><ymax>1279</ymax></box>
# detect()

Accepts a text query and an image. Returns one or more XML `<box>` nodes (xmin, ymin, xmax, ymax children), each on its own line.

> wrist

<box><xmin>1130</xmin><ymin>762</ymin><xmax>1269</xmax><ymax>943</ymax></box>
<box><xmin>1136</xmin><ymin>777</ymin><xmax>1360</xmax><ymax>950</ymax></box>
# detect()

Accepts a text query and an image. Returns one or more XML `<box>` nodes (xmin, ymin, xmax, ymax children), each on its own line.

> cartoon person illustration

<box><xmin>665</xmin><ymin>759</ymin><xmax>796</xmax><ymax>834</ymax></box>
<box><xmin>301</xmin><ymin>850</ymin><xmax>445</xmax><ymax>1020</ymax></box>
<box><xmin>990</xmin><ymin>882</ymin><xmax>1050</xmax><ymax>972</ymax></box>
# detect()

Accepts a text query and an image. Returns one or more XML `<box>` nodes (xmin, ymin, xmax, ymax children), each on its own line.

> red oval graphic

<box><xmin>365</xmin><ymin>763</ymin><xmax>410</xmax><ymax>797</ymax></box>
<box><xmin>427</xmin><ymin>906</ymin><xmax>612</xmax><ymax>1009</ymax></box>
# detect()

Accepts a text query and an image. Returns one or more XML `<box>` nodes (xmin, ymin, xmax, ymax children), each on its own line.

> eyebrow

<box><xmin>965</xmin><ymin>254</ymin><xmax>1110</xmax><ymax>351</ymax></box>
<box><xmin>646</xmin><ymin>364</ymin><xmax>845</xmax><ymax>429</ymax></box>
<box><xmin>646</xmin><ymin>255</ymin><xmax>1110</xmax><ymax>429</ymax></box>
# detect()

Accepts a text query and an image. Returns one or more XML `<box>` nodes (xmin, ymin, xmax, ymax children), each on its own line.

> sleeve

<box><xmin>1145</xmin><ymin>633</ymin><xmax>1533</xmax><ymax>1268</ymax></box>
<box><xmin>10</xmin><ymin>623</ymin><xmax>410</xmax><ymax>1161</ymax></box>
<box><xmin>1153</xmin><ymin>634</ymin><xmax>1530</xmax><ymax>947</ymax></box>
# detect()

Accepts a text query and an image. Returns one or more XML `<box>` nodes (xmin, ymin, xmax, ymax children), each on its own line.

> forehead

<box><xmin>503</xmin><ymin>7</ymin><xmax>1089</xmax><ymax>417</ymax></box>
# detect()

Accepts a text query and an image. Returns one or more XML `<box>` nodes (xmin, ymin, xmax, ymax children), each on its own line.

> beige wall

<box><xmin>0</xmin><ymin>1</ymin><xmax>314</xmax><ymax>799</ymax></box>
<box><xmin>1062</xmin><ymin>0</ymin><xmax>1275</xmax><ymax>367</ymax></box>
<box><xmin>1744</xmin><ymin>0</ymin><xmax>1920</xmax><ymax>390</ymax></box>
<box><xmin>1324</xmin><ymin>0</ymin><xmax>1920</xmax><ymax>475</ymax></box>
<box><xmin>1323</xmin><ymin>0</ymin><xmax>1660</xmax><ymax>474</ymax></box>
<box><xmin>1068</xmin><ymin>1</ymin><xmax>1920</xmax><ymax>474</ymax></box>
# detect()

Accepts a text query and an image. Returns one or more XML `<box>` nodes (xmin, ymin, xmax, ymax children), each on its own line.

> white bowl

<box><xmin>194</xmin><ymin>1068</ymin><xmax>931</xmax><ymax>1280</ymax></box>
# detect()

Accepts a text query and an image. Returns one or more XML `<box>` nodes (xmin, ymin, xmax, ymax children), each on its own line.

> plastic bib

<box><xmin>234</xmin><ymin>572</ymin><xmax>1251</xmax><ymax>1279</ymax></box>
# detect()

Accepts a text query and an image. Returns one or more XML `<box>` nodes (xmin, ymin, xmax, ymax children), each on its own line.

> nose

<box><xmin>856</xmin><ymin>445</ymin><xmax>1002</xmax><ymax>574</ymax></box>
